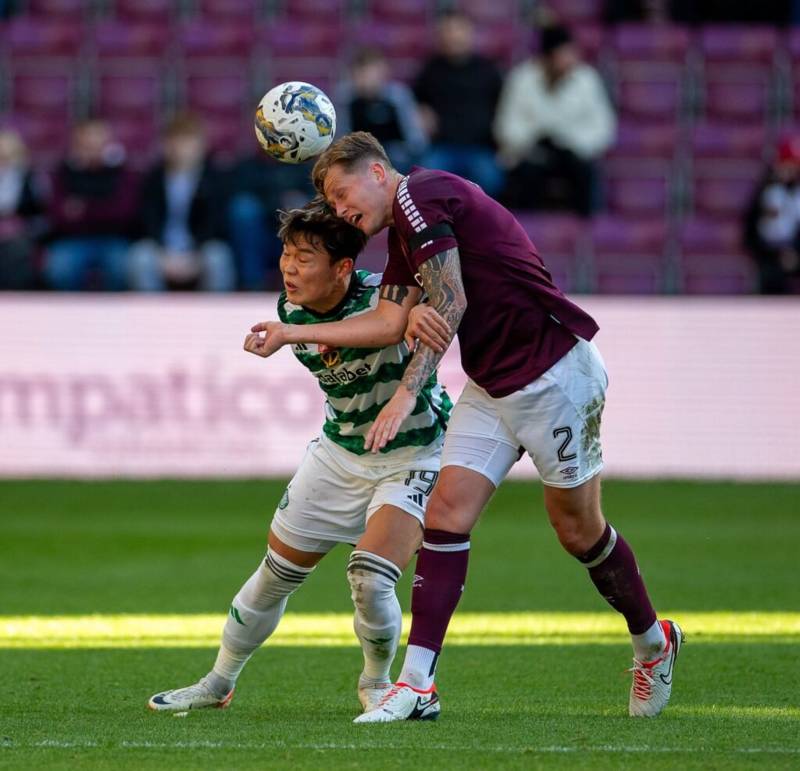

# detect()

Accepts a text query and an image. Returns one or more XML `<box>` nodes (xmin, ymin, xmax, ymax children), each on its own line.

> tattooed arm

<box><xmin>247</xmin><ymin>284</ymin><xmax>423</xmax><ymax>356</ymax></box>
<box><xmin>364</xmin><ymin>247</ymin><xmax>467</xmax><ymax>452</ymax></box>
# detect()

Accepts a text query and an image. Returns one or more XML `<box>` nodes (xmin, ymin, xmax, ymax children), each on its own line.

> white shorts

<box><xmin>270</xmin><ymin>435</ymin><xmax>442</xmax><ymax>553</ymax></box>
<box><xmin>441</xmin><ymin>337</ymin><xmax>608</xmax><ymax>489</ymax></box>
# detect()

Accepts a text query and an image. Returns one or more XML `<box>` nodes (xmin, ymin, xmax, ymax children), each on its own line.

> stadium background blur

<box><xmin>2</xmin><ymin>0</ymin><xmax>800</xmax><ymax>294</ymax></box>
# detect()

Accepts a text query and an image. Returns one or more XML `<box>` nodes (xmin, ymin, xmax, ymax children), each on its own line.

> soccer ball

<box><xmin>254</xmin><ymin>81</ymin><xmax>336</xmax><ymax>164</ymax></box>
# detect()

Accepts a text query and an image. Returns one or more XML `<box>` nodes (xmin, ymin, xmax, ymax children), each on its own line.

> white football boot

<box><xmin>357</xmin><ymin>681</ymin><xmax>394</xmax><ymax>712</ymax></box>
<box><xmin>629</xmin><ymin>619</ymin><xmax>683</xmax><ymax>717</ymax></box>
<box><xmin>353</xmin><ymin>682</ymin><xmax>440</xmax><ymax>723</ymax></box>
<box><xmin>148</xmin><ymin>677</ymin><xmax>234</xmax><ymax>712</ymax></box>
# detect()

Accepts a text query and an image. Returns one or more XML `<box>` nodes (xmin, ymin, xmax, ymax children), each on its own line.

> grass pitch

<box><xmin>1</xmin><ymin>479</ymin><xmax>799</xmax><ymax>769</ymax></box>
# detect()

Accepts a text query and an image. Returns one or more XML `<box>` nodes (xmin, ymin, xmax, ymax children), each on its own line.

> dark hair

<box><xmin>164</xmin><ymin>112</ymin><xmax>205</xmax><ymax>138</ymax></box>
<box><xmin>540</xmin><ymin>24</ymin><xmax>573</xmax><ymax>56</ymax></box>
<box><xmin>278</xmin><ymin>197</ymin><xmax>367</xmax><ymax>263</ymax></box>
<box><xmin>311</xmin><ymin>131</ymin><xmax>393</xmax><ymax>194</ymax></box>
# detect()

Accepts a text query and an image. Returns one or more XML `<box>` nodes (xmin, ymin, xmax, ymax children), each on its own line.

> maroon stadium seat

<box><xmin>196</xmin><ymin>0</ymin><xmax>259</xmax><ymax>22</ymax></box>
<box><xmin>589</xmin><ymin>216</ymin><xmax>667</xmax><ymax>293</ymax></box>
<box><xmin>259</xmin><ymin>21</ymin><xmax>343</xmax><ymax>59</ymax></box>
<box><xmin>514</xmin><ymin>212</ymin><xmax>586</xmax><ymax>293</ymax></box>
<box><xmin>571</xmin><ymin>23</ymin><xmax>606</xmax><ymax>65</ymax></box>
<box><xmin>699</xmin><ymin>25</ymin><xmax>778</xmax><ymax>65</ymax></box>
<box><xmin>347</xmin><ymin>21</ymin><xmax>433</xmax><ymax>60</ymax></box>
<box><xmin>606</xmin><ymin>120</ymin><xmax>678</xmax><ymax>160</ymax></box>
<box><xmin>27</xmin><ymin>0</ymin><xmax>87</xmax><ymax>19</ymax></box>
<box><xmin>113</xmin><ymin>0</ymin><xmax>174</xmax><ymax>24</ymax></box>
<box><xmin>105</xmin><ymin>116</ymin><xmax>159</xmax><ymax>168</ymax></box>
<box><xmin>279</xmin><ymin>0</ymin><xmax>345</xmax><ymax>23</ymax></box>
<box><xmin>691</xmin><ymin>160</ymin><xmax>761</xmax><ymax>220</ymax></box>
<box><xmin>616</xmin><ymin>62</ymin><xmax>683</xmax><ymax>122</ymax></box>
<box><xmin>177</xmin><ymin>19</ymin><xmax>256</xmax><ymax>58</ymax></box>
<box><xmin>702</xmin><ymin>67</ymin><xmax>771</xmax><ymax>123</ymax></box>
<box><xmin>474</xmin><ymin>22</ymin><xmax>525</xmax><ymax>68</ymax></box>
<box><xmin>265</xmin><ymin>57</ymin><xmax>340</xmax><ymax>97</ymax></box>
<box><xmin>10</xmin><ymin>70</ymin><xmax>76</xmax><ymax>119</ymax></box>
<box><xmin>604</xmin><ymin>160</ymin><xmax>671</xmax><ymax>217</ymax></box>
<box><xmin>0</xmin><ymin>112</ymin><xmax>67</xmax><ymax>168</ymax></box>
<box><xmin>5</xmin><ymin>17</ymin><xmax>83</xmax><ymax>58</ymax></box>
<box><xmin>91</xmin><ymin>20</ymin><xmax>170</xmax><ymax>60</ymax></box>
<box><xmin>545</xmin><ymin>0</ymin><xmax>602</xmax><ymax>25</ymax></box>
<box><xmin>678</xmin><ymin>218</ymin><xmax>755</xmax><ymax>293</ymax></box>
<box><xmin>457</xmin><ymin>0</ymin><xmax>522</xmax><ymax>24</ymax></box>
<box><xmin>691</xmin><ymin>121</ymin><xmax>768</xmax><ymax>161</ymax></box>
<box><xmin>368</xmin><ymin>0</ymin><xmax>432</xmax><ymax>24</ymax></box>
<box><xmin>611</xmin><ymin>24</ymin><xmax>690</xmax><ymax>63</ymax></box>
<box><xmin>183</xmin><ymin>71</ymin><xmax>251</xmax><ymax>116</ymax></box>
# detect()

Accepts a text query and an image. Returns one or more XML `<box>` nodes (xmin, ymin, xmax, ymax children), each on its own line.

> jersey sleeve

<box><xmin>381</xmin><ymin>228</ymin><xmax>420</xmax><ymax>287</ymax></box>
<box><xmin>395</xmin><ymin>174</ymin><xmax>459</xmax><ymax>269</ymax></box>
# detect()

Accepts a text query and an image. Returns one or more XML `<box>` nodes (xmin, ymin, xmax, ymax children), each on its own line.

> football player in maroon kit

<box><xmin>248</xmin><ymin>132</ymin><xmax>682</xmax><ymax>722</ymax></box>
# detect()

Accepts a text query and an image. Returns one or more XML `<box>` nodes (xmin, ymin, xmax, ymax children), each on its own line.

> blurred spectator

<box><xmin>226</xmin><ymin>153</ymin><xmax>314</xmax><ymax>291</ymax></box>
<box><xmin>44</xmin><ymin>120</ymin><xmax>138</xmax><ymax>291</ymax></box>
<box><xmin>495</xmin><ymin>25</ymin><xmax>616</xmax><ymax>217</ymax></box>
<box><xmin>130</xmin><ymin>114</ymin><xmax>236</xmax><ymax>292</ymax></box>
<box><xmin>0</xmin><ymin>129</ymin><xmax>45</xmax><ymax>290</ymax></box>
<box><xmin>412</xmin><ymin>10</ymin><xmax>504</xmax><ymax>197</ymax></box>
<box><xmin>744</xmin><ymin>135</ymin><xmax>800</xmax><ymax>294</ymax></box>
<box><xmin>335</xmin><ymin>47</ymin><xmax>428</xmax><ymax>173</ymax></box>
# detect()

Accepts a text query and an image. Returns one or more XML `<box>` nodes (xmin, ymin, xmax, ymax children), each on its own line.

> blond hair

<box><xmin>311</xmin><ymin>131</ymin><xmax>392</xmax><ymax>194</ymax></box>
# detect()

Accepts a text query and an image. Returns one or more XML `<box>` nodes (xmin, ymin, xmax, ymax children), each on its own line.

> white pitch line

<box><xmin>16</xmin><ymin>740</ymin><xmax>800</xmax><ymax>754</ymax></box>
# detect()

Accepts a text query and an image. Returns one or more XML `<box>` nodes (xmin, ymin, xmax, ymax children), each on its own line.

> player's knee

<box><xmin>548</xmin><ymin>509</ymin><xmax>605</xmax><ymax>556</ymax></box>
<box><xmin>346</xmin><ymin>550</ymin><xmax>400</xmax><ymax>618</ymax></box>
<box><xmin>238</xmin><ymin>548</ymin><xmax>314</xmax><ymax>609</ymax></box>
<box><xmin>424</xmin><ymin>485</ymin><xmax>472</xmax><ymax>533</ymax></box>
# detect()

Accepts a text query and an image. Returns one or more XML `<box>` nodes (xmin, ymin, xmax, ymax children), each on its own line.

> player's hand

<box><xmin>364</xmin><ymin>386</ymin><xmax>417</xmax><ymax>454</ymax></box>
<box><xmin>404</xmin><ymin>304</ymin><xmax>450</xmax><ymax>353</ymax></box>
<box><xmin>244</xmin><ymin>321</ymin><xmax>289</xmax><ymax>358</ymax></box>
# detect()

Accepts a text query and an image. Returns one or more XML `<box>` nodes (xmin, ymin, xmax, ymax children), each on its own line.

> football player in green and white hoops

<box><xmin>148</xmin><ymin>198</ymin><xmax>451</xmax><ymax>718</ymax></box>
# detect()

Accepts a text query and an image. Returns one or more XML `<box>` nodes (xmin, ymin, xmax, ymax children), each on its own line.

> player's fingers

<box><xmin>404</xmin><ymin>332</ymin><xmax>417</xmax><ymax>352</ymax></box>
<box><xmin>250</xmin><ymin>321</ymin><xmax>270</xmax><ymax>333</ymax></box>
<box><xmin>417</xmin><ymin>328</ymin><xmax>446</xmax><ymax>353</ymax></box>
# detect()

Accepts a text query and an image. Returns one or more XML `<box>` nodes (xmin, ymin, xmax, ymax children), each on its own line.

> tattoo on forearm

<box><xmin>401</xmin><ymin>247</ymin><xmax>467</xmax><ymax>395</ymax></box>
<box><xmin>379</xmin><ymin>284</ymin><xmax>410</xmax><ymax>306</ymax></box>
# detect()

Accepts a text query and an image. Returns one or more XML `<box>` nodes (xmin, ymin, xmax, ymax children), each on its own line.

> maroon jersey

<box><xmin>383</xmin><ymin>167</ymin><xmax>599</xmax><ymax>397</ymax></box>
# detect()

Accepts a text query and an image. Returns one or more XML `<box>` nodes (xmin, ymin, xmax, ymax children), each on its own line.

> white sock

<box><xmin>399</xmin><ymin>644</ymin><xmax>438</xmax><ymax>691</ymax></box>
<box><xmin>632</xmin><ymin>619</ymin><xmax>667</xmax><ymax>661</ymax></box>
<box><xmin>347</xmin><ymin>550</ymin><xmax>402</xmax><ymax>684</ymax></box>
<box><xmin>208</xmin><ymin>549</ymin><xmax>314</xmax><ymax>695</ymax></box>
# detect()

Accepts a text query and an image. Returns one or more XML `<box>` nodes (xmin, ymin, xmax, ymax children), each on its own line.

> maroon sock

<box><xmin>407</xmin><ymin>528</ymin><xmax>470</xmax><ymax>653</ymax></box>
<box><xmin>579</xmin><ymin>523</ymin><xmax>657</xmax><ymax>635</ymax></box>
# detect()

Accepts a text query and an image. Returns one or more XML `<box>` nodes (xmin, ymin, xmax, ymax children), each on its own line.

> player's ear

<box><xmin>371</xmin><ymin>162</ymin><xmax>386</xmax><ymax>183</ymax></box>
<box><xmin>336</xmin><ymin>257</ymin><xmax>355</xmax><ymax>279</ymax></box>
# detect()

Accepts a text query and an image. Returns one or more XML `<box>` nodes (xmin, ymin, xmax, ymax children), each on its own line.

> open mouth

<box><xmin>350</xmin><ymin>213</ymin><xmax>362</xmax><ymax>227</ymax></box>
<box><xmin>284</xmin><ymin>281</ymin><xmax>299</xmax><ymax>292</ymax></box>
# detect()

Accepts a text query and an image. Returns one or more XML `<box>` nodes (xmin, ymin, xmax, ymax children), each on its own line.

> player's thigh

<box><xmin>440</xmin><ymin>380</ymin><xmax>522</xmax><ymax>488</ymax></box>
<box><xmin>356</xmin><ymin>505</ymin><xmax>423</xmax><ymax>571</ymax></box>
<box><xmin>269</xmin><ymin>438</ymin><xmax>373</xmax><ymax>556</ymax></box>
<box><xmin>267</xmin><ymin>529</ymin><xmax>327</xmax><ymax>568</ymax></box>
<box><xmin>497</xmin><ymin>338</ymin><xmax>608</xmax><ymax>490</ymax></box>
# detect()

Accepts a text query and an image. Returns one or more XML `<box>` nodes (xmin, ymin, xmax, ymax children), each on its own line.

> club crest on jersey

<box><xmin>319</xmin><ymin>346</ymin><xmax>341</xmax><ymax>368</ymax></box>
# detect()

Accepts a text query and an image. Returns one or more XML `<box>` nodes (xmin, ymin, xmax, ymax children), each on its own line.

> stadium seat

<box><xmin>367</xmin><ymin>0</ymin><xmax>432</xmax><ymax>24</ymax></box>
<box><xmin>457</xmin><ymin>0</ymin><xmax>522</xmax><ymax>24</ymax></box>
<box><xmin>606</xmin><ymin>120</ymin><xmax>679</xmax><ymax>160</ymax></box>
<box><xmin>678</xmin><ymin>218</ymin><xmax>756</xmax><ymax>294</ymax></box>
<box><xmin>603</xmin><ymin>160</ymin><xmax>671</xmax><ymax>217</ymax></box>
<box><xmin>265</xmin><ymin>57</ymin><xmax>341</xmax><ymax>98</ymax></box>
<box><xmin>10</xmin><ymin>70</ymin><xmax>76</xmax><ymax>119</ymax></box>
<box><xmin>571</xmin><ymin>23</ymin><xmax>605</xmax><ymax>65</ymax></box>
<box><xmin>545</xmin><ymin>0</ymin><xmax>602</xmax><ymax>25</ymax></box>
<box><xmin>91</xmin><ymin>20</ymin><xmax>170</xmax><ymax>60</ymax></box>
<box><xmin>113</xmin><ymin>0</ymin><xmax>175</xmax><ymax>24</ymax></box>
<box><xmin>589</xmin><ymin>216</ymin><xmax>667</xmax><ymax>293</ymax></box>
<box><xmin>183</xmin><ymin>71</ymin><xmax>251</xmax><ymax>116</ymax></box>
<box><xmin>105</xmin><ymin>116</ymin><xmax>159</xmax><ymax>167</ymax></box>
<box><xmin>347</xmin><ymin>21</ymin><xmax>433</xmax><ymax>60</ymax></box>
<box><xmin>691</xmin><ymin>159</ymin><xmax>761</xmax><ymax>220</ymax></box>
<box><xmin>26</xmin><ymin>0</ymin><xmax>87</xmax><ymax>19</ymax></box>
<box><xmin>699</xmin><ymin>25</ymin><xmax>778</xmax><ymax>66</ymax></box>
<box><xmin>611</xmin><ymin>23</ymin><xmax>690</xmax><ymax>64</ymax></box>
<box><xmin>691</xmin><ymin>122</ymin><xmax>768</xmax><ymax>161</ymax></box>
<box><xmin>5</xmin><ymin>17</ymin><xmax>83</xmax><ymax>59</ymax></box>
<box><xmin>95</xmin><ymin>72</ymin><xmax>162</xmax><ymax>118</ymax></box>
<box><xmin>514</xmin><ymin>212</ymin><xmax>586</xmax><ymax>293</ymax></box>
<box><xmin>259</xmin><ymin>21</ymin><xmax>343</xmax><ymax>59</ymax></box>
<box><xmin>177</xmin><ymin>20</ymin><xmax>256</xmax><ymax>58</ymax></box>
<box><xmin>201</xmin><ymin>114</ymin><xmax>252</xmax><ymax>159</ymax></box>
<box><xmin>196</xmin><ymin>0</ymin><xmax>259</xmax><ymax>22</ymax></box>
<box><xmin>615</xmin><ymin>62</ymin><xmax>684</xmax><ymax>122</ymax></box>
<box><xmin>702</xmin><ymin>67</ymin><xmax>771</xmax><ymax>123</ymax></box>
<box><xmin>278</xmin><ymin>0</ymin><xmax>345</xmax><ymax>23</ymax></box>
<box><xmin>474</xmin><ymin>22</ymin><xmax>525</xmax><ymax>68</ymax></box>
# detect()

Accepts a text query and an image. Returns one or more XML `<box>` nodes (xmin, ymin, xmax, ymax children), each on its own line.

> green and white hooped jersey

<box><xmin>278</xmin><ymin>270</ymin><xmax>452</xmax><ymax>457</ymax></box>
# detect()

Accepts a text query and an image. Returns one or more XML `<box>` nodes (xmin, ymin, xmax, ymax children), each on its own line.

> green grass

<box><xmin>1</xmin><ymin>479</ymin><xmax>799</xmax><ymax>769</ymax></box>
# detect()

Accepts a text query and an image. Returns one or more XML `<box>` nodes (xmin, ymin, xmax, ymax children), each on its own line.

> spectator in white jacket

<box><xmin>494</xmin><ymin>25</ymin><xmax>616</xmax><ymax>216</ymax></box>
